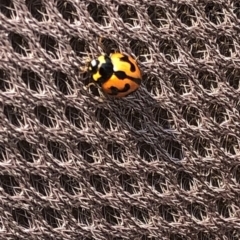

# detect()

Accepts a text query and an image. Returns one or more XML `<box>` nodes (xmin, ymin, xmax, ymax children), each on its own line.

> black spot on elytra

<box><xmin>109</xmin><ymin>83</ymin><xmax>130</xmax><ymax>95</ymax></box>
<box><xmin>115</xmin><ymin>71</ymin><xmax>127</xmax><ymax>79</ymax></box>
<box><xmin>99</xmin><ymin>64</ymin><xmax>113</xmax><ymax>76</ymax></box>
<box><xmin>114</xmin><ymin>71</ymin><xmax>141</xmax><ymax>85</ymax></box>
<box><xmin>120</xmin><ymin>55</ymin><xmax>136</xmax><ymax>72</ymax></box>
<box><xmin>132</xmin><ymin>78</ymin><xmax>141</xmax><ymax>85</ymax></box>
<box><xmin>109</xmin><ymin>86</ymin><xmax>119</xmax><ymax>95</ymax></box>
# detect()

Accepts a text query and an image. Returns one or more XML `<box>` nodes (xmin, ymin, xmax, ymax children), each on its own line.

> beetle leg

<box><xmin>86</xmin><ymin>82</ymin><xmax>96</xmax><ymax>88</ymax></box>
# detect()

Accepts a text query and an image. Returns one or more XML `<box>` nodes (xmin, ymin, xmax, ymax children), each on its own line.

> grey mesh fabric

<box><xmin>0</xmin><ymin>0</ymin><xmax>240</xmax><ymax>239</ymax></box>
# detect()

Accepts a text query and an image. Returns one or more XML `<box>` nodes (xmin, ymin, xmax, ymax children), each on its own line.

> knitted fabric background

<box><xmin>0</xmin><ymin>0</ymin><xmax>240</xmax><ymax>239</ymax></box>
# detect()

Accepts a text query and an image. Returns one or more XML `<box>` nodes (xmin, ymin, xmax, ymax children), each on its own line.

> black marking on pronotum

<box><xmin>98</xmin><ymin>55</ymin><xmax>113</xmax><ymax>76</ymax></box>
<box><xmin>96</xmin><ymin>55</ymin><xmax>114</xmax><ymax>86</ymax></box>
<box><xmin>114</xmin><ymin>71</ymin><xmax>141</xmax><ymax>85</ymax></box>
<box><xmin>120</xmin><ymin>55</ymin><xmax>136</xmax><ymax>72</ymax></box>
<box><xmin>109</xmin><ymin>83</ymin><xmax>131</xmax><ymax>95</ymax></box>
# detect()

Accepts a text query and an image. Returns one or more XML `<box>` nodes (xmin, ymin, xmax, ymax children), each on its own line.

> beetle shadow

<box><xmin>92</xmin><ymin>73</ymin><xmax>185</xmax><ymax>166</ymax></box>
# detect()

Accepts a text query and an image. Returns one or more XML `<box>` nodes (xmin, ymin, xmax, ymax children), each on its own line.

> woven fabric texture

<box><xmin>0</xmin><ymin>0</ymin><xmax>240</xmax><ymax>239</ymax></box>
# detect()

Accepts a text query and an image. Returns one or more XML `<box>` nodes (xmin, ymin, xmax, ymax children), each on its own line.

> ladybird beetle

<box><xmin>88</xmin><ymin>53</ymin><xmax>142</xmax><ymax>98</ymax></box>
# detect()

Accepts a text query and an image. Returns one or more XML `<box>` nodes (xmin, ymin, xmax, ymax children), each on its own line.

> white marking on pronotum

<box><xmin>91</xmin><ymin>59</ymin><xmax>97</xmax><ymax>67</ymax></box>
